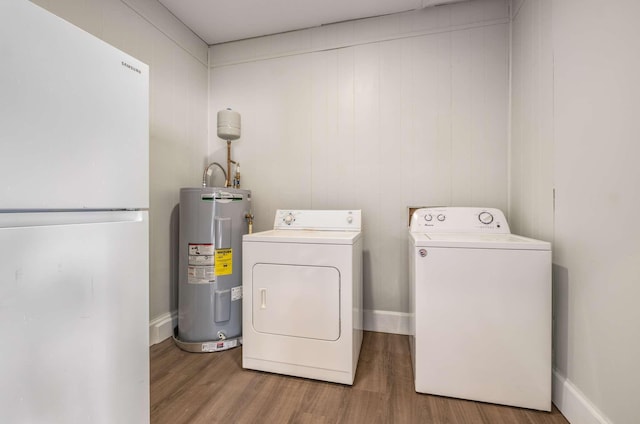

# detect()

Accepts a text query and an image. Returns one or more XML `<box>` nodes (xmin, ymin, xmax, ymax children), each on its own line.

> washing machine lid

<box><xmin>244</xmin><ymin>229</ymin><xmax>361</xmax><ymax>245</ymax></box>
<box><xmin>410</xmin><ymin>232</ymin><xmax>550</xmax><ymax>250</ymax></box>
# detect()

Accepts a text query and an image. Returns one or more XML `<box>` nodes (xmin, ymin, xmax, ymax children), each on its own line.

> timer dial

<box><xmin>478</xmin><ymin>211</ymin><xmax>494</xmax><ymax>225</ymax></box>
<box><xmin>283</xmin><ymin>213</ymin><xmax>294</xmax><ymax>225</ymax></box>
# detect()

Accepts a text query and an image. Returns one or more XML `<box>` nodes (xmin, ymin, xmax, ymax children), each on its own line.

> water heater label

<box><xmin>215</xmin><ymin>248</ymin><xmax>232</xmax><ymax>276</ymax></box>
<box><xmin>188</xmin><ymin>255</ymin><xmax>213</xmax><ymax>266</ymax></box>
<box><xmin>187</xmin><ymin>266</ymin><xmax>215</xmax><ymax>284</ymax></box>
<box><xmin>189</xmin><ymin>244</ymin><xmax>214</xmax><ymax>256</ymax></box>
<box><xmin>231</xmin><ymin>286</ymin><xmax>242</xmax><ymax>301</ymax></box>
<box><xmin>188</xmin><ymin>243</ymin><xmax>216</xmax><ymax>284</ymax></box>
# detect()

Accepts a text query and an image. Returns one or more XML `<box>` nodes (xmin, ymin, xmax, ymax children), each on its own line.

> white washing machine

<box><xmin>409</xmin><ymin>207</ymin><xmax>551</xmax><ymax>411</ymax></box>
<box><xmin>242</xmin><ymin>210</ymin><xmax>363</xmax><ymax>385</ymax></box>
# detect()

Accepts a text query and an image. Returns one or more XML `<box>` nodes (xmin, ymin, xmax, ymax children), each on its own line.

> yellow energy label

<box><xmin>215</xmin><ymin>248</ymin><xmax>232</xmax><ymax>276</ymax></box>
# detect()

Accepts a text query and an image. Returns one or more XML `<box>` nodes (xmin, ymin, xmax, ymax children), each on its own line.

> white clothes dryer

<box><xmin>242</xmin><ymin>210</ymin><xmax>363</xmax><ymax>385</ymax></box>
<box><xmin>409</xmin><ymin>207</ymin><xmax>551</xmax><ymax>411</ymax></box>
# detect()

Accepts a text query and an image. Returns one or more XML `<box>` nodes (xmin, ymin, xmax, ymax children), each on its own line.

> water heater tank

<box><xmin>177</xmin><ymin>187</ymin><xmax>251</xmax><ymax>347</ymax></box>
<box><xmin>217</xmin><ymin>108</ymin><xmax>241</xmax><ymax>140</ymax></box>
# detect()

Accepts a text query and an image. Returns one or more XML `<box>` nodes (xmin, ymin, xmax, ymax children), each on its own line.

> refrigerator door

<box><xmin>0</xmin><ymin>211</ymin><xmax>149</xmax><ymax>424</ymax></box>
<box><xmin>0</xmin><ymin>0</ymin><xmax>149</xmax><ymax>210</ymax></box>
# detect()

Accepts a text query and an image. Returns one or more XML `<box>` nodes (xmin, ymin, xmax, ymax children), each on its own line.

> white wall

<box><xmin>209</xmin><ymin>0</ymin><xmax>510</xmax><ymax>325</ymax></box>
<box><xmin>30</xmin><ymin>0</ymin><xmax>210</xmax><ymax>342</ymax></box>
<box><xmin>509</xmin><ymin>0</ymin><xmax>554</xmax><ymax>241</ymax></box>
<box><xmin>511</xmin><ymin>1</ymin><xmax>640</xmax><ymax>423</ymax></box>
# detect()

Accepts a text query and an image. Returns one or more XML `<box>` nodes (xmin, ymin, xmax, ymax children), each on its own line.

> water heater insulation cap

<box><xmin>217</xmin><ymin>108</ymin><xmax>241</xmax><ymax>140</ymax></box>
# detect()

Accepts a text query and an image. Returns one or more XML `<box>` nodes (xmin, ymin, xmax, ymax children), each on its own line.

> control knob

<box><xmin>283</xmin><ymin>213</ymin><xmax>294</xmax><ymax>225</ymax></box>
<box><xmin>478</xmin><ymin>211</ymin><xmax>494</xmax><ymax>225</ymax></box>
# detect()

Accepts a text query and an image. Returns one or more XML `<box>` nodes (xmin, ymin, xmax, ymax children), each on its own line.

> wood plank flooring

<box><xmin>150</xmin><ymin>331</ymin><xmax>569</xmax><ymax>424</ymax></box>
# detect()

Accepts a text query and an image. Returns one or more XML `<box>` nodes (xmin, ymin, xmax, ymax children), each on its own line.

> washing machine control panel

<box><xmin>274</xmin><ymin>209</ymin><xmax>361</xmax><ymax>231</ymax></box>
<box><xmin>410</xmin><ymin>207</ymin><xmax>510</xmax><ymax>233</ymax></box>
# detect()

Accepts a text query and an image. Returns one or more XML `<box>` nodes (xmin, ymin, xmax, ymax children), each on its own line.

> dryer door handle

<box><xmin>260</xmin><ymin>288</ymin><xmax>267</xmax><ymax>309</ymax></box>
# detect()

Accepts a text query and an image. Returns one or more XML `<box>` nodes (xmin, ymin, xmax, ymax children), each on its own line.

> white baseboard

<box><xmin>363</xmin><ymin>309</ymin><xmax>411</xmax><ymax>335</ymax></box>
<box><xmin>149</xmin><ymin>311</ymin><xmax>178</xmax><ymax>346</ymax></box>
<box><xmin>149</xmin><ymin>309</ymin><xmax>409</xmax><ymax>345</ymax></box>
<box><xmin>552</xmin><ymin>369</ymin><xmax>612</xmax><ymax>424</ymax></box>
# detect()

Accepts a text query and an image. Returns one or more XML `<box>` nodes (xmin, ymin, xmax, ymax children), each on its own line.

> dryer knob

<box><xmin>437</xmin><ymin>214</ymin><xmax>446</xmax><ymax>222</ymax></box>
<box><xmin>284</xmin><ymin>214</ymin><xmax>294</xmax><ymax>225</ymax></box>
<box><xmin>424</xmin><ymin>214</ymin><xmax>433</xmax><ymax>222</ymax></box>
<box><xmin>347</xmin><ymin>216</ymin><xmax>353</xmax><ymax>224</ymax></box>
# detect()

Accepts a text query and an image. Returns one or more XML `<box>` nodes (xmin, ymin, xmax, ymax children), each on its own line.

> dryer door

<box><xmin>251</xmin><ymin>264</ymin><xmax>340</xmax><ymax>341</ymax></box>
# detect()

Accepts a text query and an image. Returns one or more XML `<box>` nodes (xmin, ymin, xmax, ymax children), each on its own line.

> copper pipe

<box><xmin>226</xmin><ymin>141</ymin><xmax>231</xmax><ymax>187</ymax></box>
<box><xmin>226</xmin><ymin>140</ymin><xmax>239</xmax><ymax>188</ymax></box>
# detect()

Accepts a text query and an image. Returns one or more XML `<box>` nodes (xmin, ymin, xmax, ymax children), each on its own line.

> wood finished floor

<box><xmin>150</xmin><ymin>331</ymin><xmax>569</xmax><ymax>424</ymax></box>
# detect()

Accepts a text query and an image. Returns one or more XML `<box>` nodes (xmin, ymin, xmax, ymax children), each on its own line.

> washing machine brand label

<box><xmin>231</xmin><ymin>285</ymin><xmax>242</xmax><ymax>301</ymax></box>
<box><xmin>215</xmin><ymin>248</ymin><xmax>232</xmax><ymax>276</ymax></box>
<box><xmin>188</xmin><ymin>243</ymin><xmax>216</xmax><ymax>284</ymax></box>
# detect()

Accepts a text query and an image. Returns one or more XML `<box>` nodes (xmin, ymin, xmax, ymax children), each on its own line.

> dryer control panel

<box><xmin>410</xmin><ymin>207</ymin><xmax>510</xmax><ymax>234</ymax></box>
<box><xmin>274</xmin><ymin>209</ymin><xmax>361</xmax><ymax>231</ymax></box>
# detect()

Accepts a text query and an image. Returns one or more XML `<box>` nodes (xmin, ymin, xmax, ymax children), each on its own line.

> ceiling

<box><xmin>159</xmin><ymin>0</ymin><xmax>469</xmax><ymax>45</ymax></box>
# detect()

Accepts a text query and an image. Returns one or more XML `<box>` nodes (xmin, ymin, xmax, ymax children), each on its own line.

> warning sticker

<box><xmin>188</xmin><ymin>255</ymin><xmax>213</xmax><ymax>266</ymax></box>
<box><xmin>187</xmin><ymin>266</ymin><xmax>215</xmax><ymax>284</ymax></box>
<box><xmin>202</xmin><ymin>338</ymin><xmax>238</xmax><ymax>352</ymax></box>
<box><xmin>215</xmin><ymin>248</ymin><xmax>232</xmax><ymax>276</ymax></box>
<box><xmin>188</xmin><ymin>243</ymin><xmax>216</xmax><ymax>284</ymax></box>
<box><xmin>231</xmin><ymin>286</ymin><xmax>242</xmax><ymax>301</ymax></box>
<box><xmin>189</xmin><ymin>244</ymin><xmax>214</xmax><ymax>255</ymax></box>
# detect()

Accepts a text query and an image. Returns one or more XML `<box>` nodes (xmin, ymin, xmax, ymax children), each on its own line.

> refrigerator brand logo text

<box><xmin>121</xmin><ymin>61</ymin><xmax>141</xmax><ymax>74</ymax></box>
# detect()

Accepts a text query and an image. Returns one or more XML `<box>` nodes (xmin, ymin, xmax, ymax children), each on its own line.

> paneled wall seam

<box><xmin>511</xmin><ymin>0</ymin><xmax>526</xmax><ymax>20</ymax></box>
<box><xmin>120</xmin><ymin>0</ymin><xmax>208</xmax><ymax>67</ymax></box>
<box><xmin>506</xmin><ymin>3</ymin><xmax>514</xmax><ymax>219</ymax></box>
<box><xmin>549</xmin><ymin>0</ymin><xmax>556</xmax><ymax>245</ymax></box>
<box><xmin>210</xmin><ymin>18</ymin><xmax>510</xmax><ymax>69</ymax></box>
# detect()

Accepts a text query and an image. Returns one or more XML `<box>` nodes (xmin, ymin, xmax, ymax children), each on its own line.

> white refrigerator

<box><xmin>0</xmin><ymin>1</ymin><xmax>150</xmax><ymax>423</ymax></box>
